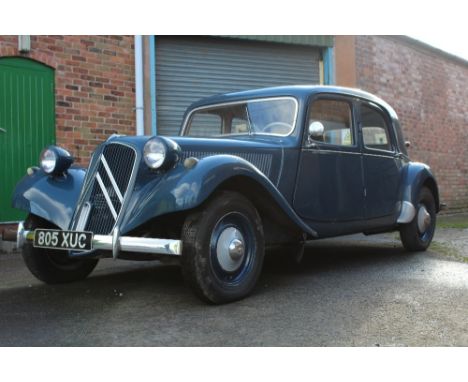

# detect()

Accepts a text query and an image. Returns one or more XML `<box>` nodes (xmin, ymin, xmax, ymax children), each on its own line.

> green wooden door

<box><xmin>0</xmin><ymin>57</ymin><xmax>55</xmax><ymax>222</ymax></box>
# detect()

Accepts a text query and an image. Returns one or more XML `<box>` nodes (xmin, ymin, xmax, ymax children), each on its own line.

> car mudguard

<box><xmin>400</xmin><ymin>161</ymin><xmax>440</xmax><ymax>212</ymax></box>
<box><xmin>121</xmin><ymin>154</ymin><xmax>317</xmax><ymax>237</ymax></box>
<box><xmin>11</xmin><ymin>167</ymin><xmax>86</xmax><ymax>230</ymax></box>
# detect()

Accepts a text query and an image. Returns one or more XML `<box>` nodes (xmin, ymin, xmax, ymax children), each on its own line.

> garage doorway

<box><xmin>155</xmin><ymin>37</ymin><xmax>321</xmax><ymax>136</ymax></box>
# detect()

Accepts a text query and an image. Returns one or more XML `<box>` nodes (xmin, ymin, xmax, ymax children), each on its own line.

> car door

<box><xmin>293</xmin><ymin>95</ymin><xmax>365</xmax><ymax>225</ymax></box>
<box><xmin>358</xmin><ymin>101</ymin><xmax>401</xmax><ymax>221</ymax></box>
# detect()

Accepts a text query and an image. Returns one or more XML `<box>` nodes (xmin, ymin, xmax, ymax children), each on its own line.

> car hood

<box><xmin>103</xmin><ymin>134</ymin><xmax>289</xmax><ymax>186</ymax></box>
<box><xmin>170</xmin><ymin>136</ymin><xmax>284</xmax><ymax>184</ymax></box>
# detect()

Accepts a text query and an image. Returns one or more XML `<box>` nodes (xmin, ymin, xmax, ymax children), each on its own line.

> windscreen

<box><xmin>184</xmin><ymin>98</ymin><xmax>297</xmax><ymax>137</ymax></box>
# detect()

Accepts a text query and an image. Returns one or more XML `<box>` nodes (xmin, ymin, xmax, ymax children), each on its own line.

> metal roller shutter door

<box><xmin>156</xmin><ymin>36</ymin><xmax>321</xmax><ymax>136</ymax></box>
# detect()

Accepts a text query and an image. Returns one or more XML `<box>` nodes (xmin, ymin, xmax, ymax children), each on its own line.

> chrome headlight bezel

<box><xmin>143</xmin><ymin>137</ymin><xmax>181</xmax><ymax>171</ymax></box>
<box><xmin>39</xmin><ymin>145</ymin><xmax>74</xmax><ymax>175</ymax></box>
<box><xmin>143</xmin><ymin>138</ymin><xmax>167</xmax><ymax>169</ymax></box>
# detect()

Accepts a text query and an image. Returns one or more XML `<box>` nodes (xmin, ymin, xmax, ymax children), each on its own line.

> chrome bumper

<box><xmin>15</xmin><ymin>222</ymin><xmax>182</xmax><ymax>258</ymax></box>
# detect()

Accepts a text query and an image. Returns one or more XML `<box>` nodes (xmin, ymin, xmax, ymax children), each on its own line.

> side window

<box><xmin>231</xmin><ymin>117</ymin><xmax>249</xmax><ymax>134</ymax></box>
<box><xmin>308</xmin><ymin>99</ymin><xmax>353</xmax><ymax>146</ymax></box>
<box><xmin>188</xmin><ymin>112</ymin><xmax>222</xmax><ymax>137</ymax></box>
<box><xmin>361</xmin><ymin>104</ymin><xmax>392</xmax><ymax>151</ymax></box>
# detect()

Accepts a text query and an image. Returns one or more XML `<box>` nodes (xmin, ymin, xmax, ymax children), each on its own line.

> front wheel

<box><xmin>181</xmin><ymin>191</ymin><xmax>265</xmax><ymax>304</ymax></box>
<box><xmin>399</xmin><ymin>187</ymin><xmax>436</xmax><ymax>252</ymax></box>
<box><xmin>22</xmin><ymin>215</ymin><xmax>99</xmax><ymax>284</ymax></box>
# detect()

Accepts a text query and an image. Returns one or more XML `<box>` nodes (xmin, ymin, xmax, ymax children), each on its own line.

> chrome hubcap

<box><xmin>228</xmin><ymin>238</ymin><xmax>245</xmax><ymax>260</ymax></box>
<box><xmin>417</xmin><ymin>205</ymin><xmax>431</xmax><ymax>233</ymax></box>
<box><xmin>216</xmin><ymin>227</ymin><xmax>245</xmax><ymax>272</ymax></box>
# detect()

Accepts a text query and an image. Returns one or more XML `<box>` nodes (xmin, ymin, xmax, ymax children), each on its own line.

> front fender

<box><xmin>400</xmin><ymin>161</ymin><xmax>440</xmax><ymax>212</ymax></box>
<box><xmin>121</xmin><ymin>155</ymin><xmax>317</xmax><ymax>237</ymax></box>
<box><xmin>12</xmin><ymin>168</ymin><xmax>86</xmax><ymax>230</ymax></box>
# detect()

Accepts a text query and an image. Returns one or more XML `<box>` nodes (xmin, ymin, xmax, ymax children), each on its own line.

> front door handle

<box><xmin>0</xmin><ymin>127</ymin><xmax>6</xmax><ymax>133</ymax></box>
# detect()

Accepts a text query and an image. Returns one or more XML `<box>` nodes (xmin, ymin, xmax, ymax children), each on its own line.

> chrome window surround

<box><xmin>360</xmin><ymin>102</ymin><xmax>397</xmax><ymax>155</ymax></box>
<box><xmin>70</xmin><ymin>142</ymin><xmax>140</xmax><ymax>236</ymax></box>
<box><xmin>306</xmin><ymin>98</ymin><xmax>358</xmax><ymax>149</ymax></box>
<box><xmin>181</xmin><ymin>96</ymin><xmax>299</xmax><ymax>138</ymax></box>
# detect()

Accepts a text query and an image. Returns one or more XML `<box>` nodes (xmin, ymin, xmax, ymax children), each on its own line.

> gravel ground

<box><xmin>0</xmin><ymin>224</ymin><xmax>467</xmax><ymax>346</ymax></box>
<box><xmin>432</xmin><ymin>228</ymin><xmax>468</xmax><ymax>262</ymax></box>
<box><xmin>362</xmin><ymin>214</ymin><xmax>468</xmax><ymax>263</ymax></box>
<box><xmin>345</xmin><ymin>226</ymin><xmax>468</xmax><ymax>262</ymax></box>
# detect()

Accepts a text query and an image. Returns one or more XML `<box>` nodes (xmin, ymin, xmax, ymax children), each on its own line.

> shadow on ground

<box><xmin>1</xmin><ymin>236</ymin><xmax>466</xmax><ymax>346</ymax></box>
<box><xmin>2</xmin><ymin>237</ymin><xmax>408</xmax><ymax>304</ymax></box>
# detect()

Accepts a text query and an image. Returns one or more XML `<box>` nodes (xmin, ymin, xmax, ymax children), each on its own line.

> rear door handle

<box><xmin>0</xmin><ymin>127</ymin><xmax>6</xmax><ymax>133</ymax></box>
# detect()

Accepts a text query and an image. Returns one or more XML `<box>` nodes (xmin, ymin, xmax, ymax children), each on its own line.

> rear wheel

<box><xmin>181</xmin><ymin>191</ymin><xmax>265</xmax><ymax>304</ymax></box>
<box><xmin>22</xmin><ymin>215</ymin><xmax>98</xmax><ymax>284</ymax></box>
<box><xmin>399</xmin><ymin>187</ymin><xmax>436</xmax><ymax>252</ymax></box>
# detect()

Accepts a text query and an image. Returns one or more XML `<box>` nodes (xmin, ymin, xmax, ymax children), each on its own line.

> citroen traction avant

<box><xmin>7</xmin><ymin>86</ymin><xmax>440</xmax><ymax>303</ymax></box>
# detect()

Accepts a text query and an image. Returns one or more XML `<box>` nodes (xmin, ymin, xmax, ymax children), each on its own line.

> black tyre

<box><xmin>22</xmin><ymin>215</ymin><xmax>99</xmax><ymax>284</ymax></box>
<box><xmin>181</xmin><ymin>191</ymin><xmax>265</xmax><ymax>304</ymax></box>
<box><xmin>399</xmin><ymin>187</ymin><xmax>436</xmax><ymax>252</ymax></box>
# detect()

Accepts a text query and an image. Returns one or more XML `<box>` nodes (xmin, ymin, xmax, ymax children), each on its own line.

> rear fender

<box><xmin>399</xmin><ymin>162</ymin><xmax>440</xmax><ymax>221</ymax></box>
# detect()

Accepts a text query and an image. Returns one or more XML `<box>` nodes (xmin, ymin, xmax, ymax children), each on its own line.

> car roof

<box><xmin>187</xmin><ymin>85</ymin><xmax>398</xmax><ymax>119</ymax></box>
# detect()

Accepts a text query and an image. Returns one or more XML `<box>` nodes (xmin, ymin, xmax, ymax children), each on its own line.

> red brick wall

<box><xmin>354</xmin><ymin>36</ymin><xmax>468</xmax><ymax>212</ymax></box>
<box><xmin>0</xmin><ymin>35</ymin><xmax>135</xmax><ymax>165</ymax></box>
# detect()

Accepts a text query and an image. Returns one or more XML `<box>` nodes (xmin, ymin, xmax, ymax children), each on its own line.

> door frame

<box><xmin>293</xmin><ymin>93</ymin><xmax>368</xmax><ymax>236</ymax></box>
<box><xmin>0</xmin><ymin>56</ymin><xmax>55</xmax><ymax>223</ymax></box>
<box><xmin>356</xmin><ymin>98</ymin><xmax>402</xmax><ymax>225</ymax></box>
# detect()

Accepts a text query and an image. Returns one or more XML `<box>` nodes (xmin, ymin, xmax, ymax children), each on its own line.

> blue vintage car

<box><xmin>9</xmin><ymin>85</ymin><xmax>440</xmax><ymax>303</ymax></box>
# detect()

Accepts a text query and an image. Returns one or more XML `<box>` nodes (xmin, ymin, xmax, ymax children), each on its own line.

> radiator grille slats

<box><xmin>74</xmin><ymin>144</ymin><xmax>136</xmax><ymax>235</ymax></box>
<box><xmin>103</xmin><ymin>144</ymin><xmax>135</xmax><ymax>195</ymax></box>
<box><xmin>181</xmin><ymin>151</ymin><xmax>273</xmax><ymax>179</ymax></box>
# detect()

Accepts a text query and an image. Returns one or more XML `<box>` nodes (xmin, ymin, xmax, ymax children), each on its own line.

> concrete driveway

<box><xmin>0</xmin><ymin>231</ymin><xmax>467</xmax><ymax>346</ymax></box>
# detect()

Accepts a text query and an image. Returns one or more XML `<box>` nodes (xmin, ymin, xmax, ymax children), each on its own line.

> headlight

<box><xmin>39</xmin><ymin>146</ymin><xmax>74</xmax><ymax>175</ymax></box>
<box><xmin>144</xmin><ymin>138</ymin><xmax>166</xmax><ymax>169</ymax></box>
<box><xmin>143</xmin><ymin>137</ymin><xmax>181</xmax><ymax>170</ymax></box>
<box><xmin>40</xmin><ymin>148</ymin><xmax>57</xmax><ymax>174</ymax></box>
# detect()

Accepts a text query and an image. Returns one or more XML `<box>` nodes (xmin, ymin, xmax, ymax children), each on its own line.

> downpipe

<box><xmin>134</xmin><ymin>35</ymin><xmax>145</xmax><ymax>136</ymax></box>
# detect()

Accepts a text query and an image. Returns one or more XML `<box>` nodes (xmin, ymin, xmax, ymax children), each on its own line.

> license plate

<box><xmin>33</xmin><ymin>229</ymin><xmax>93</xmax><ymax>251</ymax></box>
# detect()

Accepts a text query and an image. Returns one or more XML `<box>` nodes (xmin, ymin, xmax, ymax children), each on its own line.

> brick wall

<box><xmin>354</xmin><ymin>36</ymin><xmax>468</xmax><ymax>212</ymax></box>
<box><xmin>0</xmin><ymin>35</ymin><xmax>135</xmax><ymax>165</ymax></box>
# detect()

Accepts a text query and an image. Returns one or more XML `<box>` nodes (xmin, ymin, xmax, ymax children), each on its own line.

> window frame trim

<box><xmin>188</xmin><ymin>112</ymin><xmax>224</xmax><ymax>137</ymax></box>
<box><xmin>358</xmin><ymin>100</ymin><xmax>398</xmax><ymax>155</ymax></box>
<box><xmin>303</xmin><ymin>94</ymin><xmax>359</xmax><ymax>151</ymax></box>
<box><xmin>181</xmin><ymin>96</ymin><xmax>299</xmax><ymax>138</ymax></box>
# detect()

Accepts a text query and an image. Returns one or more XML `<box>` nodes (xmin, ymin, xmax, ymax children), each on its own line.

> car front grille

<box><xmin>72</xmin><ymin>143</ymin><xmax>137</xmax><ymax>235</ymax></box>
<box><xmin>180</xmin><ymin>151</ymin><xmax>273</xmax><ymax>179</ymax></box>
